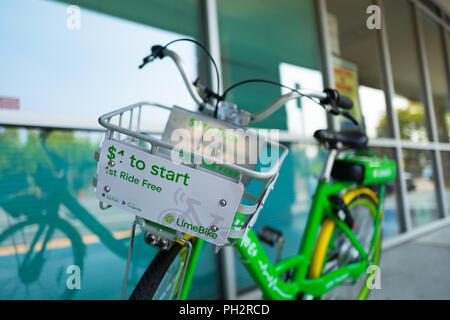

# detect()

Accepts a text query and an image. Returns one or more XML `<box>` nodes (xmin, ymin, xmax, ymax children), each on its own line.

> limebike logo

<box><xmin>175</xmin><ymin>217</ymin><xmax>218</xmax><ymax>239</ymax></box>
<box><xmin>164</xmin><ymin>214</ymin><xmax>175</xmax><ymax>224</ymax></box>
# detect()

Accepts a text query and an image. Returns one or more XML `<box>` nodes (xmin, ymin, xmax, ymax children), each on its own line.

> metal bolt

<box><xmin>159</xmin><ymin>239</ymin><xmax>168</xmax><ymax>247</ymax></box>
<box><xmin>146</xmin><ymin>233</ymin><xmax>157</xmax><ymax>244</ymax></box>
<box><xmin>219</xmin><ymin>199</ymin><xmax>227</xmax><ymax>207</ymax></box>
<box><xmin>104</xmin><ymin>186</ymin><xmax>110</xmax><ymax>193</ymax></box>
<box><xmin>210</xmin><ymin>225</ymin><xmax>218</xmax><ymax>232</ymax></box>
<box><xmin>108</xmin><ymin>160</ymin><xmax>115</xmax><ymax>167</ymax></box>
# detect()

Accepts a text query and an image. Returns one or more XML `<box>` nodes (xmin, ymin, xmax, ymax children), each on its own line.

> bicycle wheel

<box><xmin>309</xmin><ymin>188</ymin><xmax>381</xmax><ymax>300</ymax></box>
<box><xmin>130</xmin><ymin>241</ymin><xmax>189</xmax><ymax>300</ymax></box>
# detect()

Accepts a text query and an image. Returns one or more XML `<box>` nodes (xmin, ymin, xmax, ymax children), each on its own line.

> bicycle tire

<box><xmin>130</xmin><ymin>241</ymin><xmax>188</xmax><ymax>300</ymax></box>
<box><xmin>309</xmin><ymin>187</ymin><xmax>381</xmax><ymax>300</ymax></box>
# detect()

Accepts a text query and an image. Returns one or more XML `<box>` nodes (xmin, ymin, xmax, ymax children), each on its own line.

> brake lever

<box><xmin>138</xmin><ymin>54</ymin><xmax>154</xmax><ymax>69</ymax></box>
<box><xmin>139</xmin><ymin>45</ymin><xmax>166</xmax><ymax>69</ymax></box>
<box><xmin>341</xmin><ymin>111</ymin><xmax>359</xmax><ymax>126</ymax></box>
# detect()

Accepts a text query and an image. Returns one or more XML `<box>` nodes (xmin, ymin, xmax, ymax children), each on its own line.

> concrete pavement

<box><xmin>370</xmin><ymin>224</ymin><xmax>450</xmax><ymax>299</ymax></box>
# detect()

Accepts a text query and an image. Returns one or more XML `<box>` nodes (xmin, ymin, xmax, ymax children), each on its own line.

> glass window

<box><xmin>420</xmin><ymin>14</ymin><xmax>450</xmax><ymax>143</ymax></box>
<box><xmin>327</xmin><ymin>0</ymin><xmax>389</xmax><ymax>138</ymax></box>
<box><xmin>0</xmin><ymin>0</ymin><xmax>201</xmax><ymax>129</ymax></box>
<box><xmin>0</xmin><ymin>0</ymin><xmax>218</xmax><ymax>300</ymax></box>
<box><xmin>369</xmin><ymin>148</ymin><xmax>401</xmax><ymax>238</ymax></box>
<box><xmin>384</xmin><ymin>0</ymin><xmax>430</xmax><ymax>142</ymax></box>
<box><xmin>218</xmin><ymin>0</ymin><xmax>324</xmax><ymax>132</ymax></box>
<box><xmin>402</xmin><ymin>149</ymin><xmax>440</xmax><ymax>228</ymax></box>
<box><xmin>218</xmin><ymin>0</ymin><xmax>324</xmax><ymax>292</ymax></box>
<box><xmin>0</xmin><ymin>126</ymin><xmax>129</xmax><ymax>299</ymax></box>
<box><xmin>0</xmin><ymin>126</ymin><xmax>218</xmax><ymax>299</ymax></box>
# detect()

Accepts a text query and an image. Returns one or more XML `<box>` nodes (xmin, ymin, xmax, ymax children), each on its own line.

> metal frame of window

<box><xmin>413</xmin><ymin>1</ymin><xmax>449</xmax><ymax>219</ymax></box>
<box><xmin>316</xmin><ymin>0</ymin><xmax>340</xmax><ymax>132</ymax></box>
<box><xmin>202</xmin><ymin>0</ymin><xmax>237</xmax><ymax>300</ymax></box>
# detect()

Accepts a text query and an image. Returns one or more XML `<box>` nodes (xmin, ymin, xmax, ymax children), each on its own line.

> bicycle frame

<box><xmin>177</xmin><ymin>173</ymin><xmax>385</xmax><ymax>300</ymax></box>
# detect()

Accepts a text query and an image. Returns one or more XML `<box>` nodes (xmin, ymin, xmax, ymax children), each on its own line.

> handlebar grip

<box><xmin>151</xmin><ymin>45</ymin><xmax>166</xmax><ymax>59</ymax></box>
<box><xmin>139</xmin><ymin>45</ymin><xmax>167</xmax><ymax>69</ymax></box>
<box><xmin>321</xmin><ymin>88</ymin><xmax>353</xmax><ymax>110</ymax></box>
<box><xmin>336</xmin><ymin>93</ymin><xmax>353</xmax><ymax>110</ymax></box>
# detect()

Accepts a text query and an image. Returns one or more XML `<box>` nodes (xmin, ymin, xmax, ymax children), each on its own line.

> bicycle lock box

<box><xmin>94</xmin><ymin>103</ymin><xmax>288</xmax><ymax>247</ymax></box>
<box><xmin>331</xmin><ymin>153</ymin><xmax>396</xmax><ymax>185</ymax></box>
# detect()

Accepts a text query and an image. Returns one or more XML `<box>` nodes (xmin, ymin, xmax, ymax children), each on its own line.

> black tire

<box><xmin>130</xmin><ymin>242</ymin><xmax>188</xmax><ymax>300</ymax></box>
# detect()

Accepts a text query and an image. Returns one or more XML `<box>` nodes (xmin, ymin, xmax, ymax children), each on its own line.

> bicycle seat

<box><xmin>313</xmin><ymin>129</ymin><xmax>368</xmax><ymax>149</ymax></box>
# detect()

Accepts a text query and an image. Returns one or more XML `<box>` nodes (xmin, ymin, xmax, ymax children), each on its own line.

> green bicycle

<box><xmin>94</xmin><ymin>40</ymin><xmax>396</xmax><ymax>300</ymax></box>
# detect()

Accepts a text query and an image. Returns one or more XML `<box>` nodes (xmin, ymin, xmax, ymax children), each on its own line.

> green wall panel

<box><xmin>57</xmin><ymin>0</ymin><xmax>202</xmax><ymax>38</ymax></box>
<box><xmin>218</xmin><ymin>0</ymin><xmax>322</xmax><ymax>129</ymax></box>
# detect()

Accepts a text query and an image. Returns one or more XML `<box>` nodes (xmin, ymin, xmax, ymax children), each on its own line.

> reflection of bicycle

<box><xmin>0</xmin><ymin>131</ymin><xmax>134</xmax><ymax>299</ymax></box>
<box><xmin>96</xmin><ymin>40</ymin><xmax>396</xmax><ymax>300</ymax></box>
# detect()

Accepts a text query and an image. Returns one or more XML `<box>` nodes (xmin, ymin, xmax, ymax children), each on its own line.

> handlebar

<box><xmin>140</xmin><ymin>45</ymin><xmax>204</xmax><ymax>105</ymax></box>
<box><xmin>251</xmin><ymin>90</ymin><xmax>327</xmax><ymax>123</ymax></box>
<box><xmin>139</xmin><ymin>44</ymin><xmax>358</xmax><ymax>126</ymax></box>
<box><xmin>252</xmin><ymin>88</ymin><xmax>357</xmax><ymax>125</ymax></box>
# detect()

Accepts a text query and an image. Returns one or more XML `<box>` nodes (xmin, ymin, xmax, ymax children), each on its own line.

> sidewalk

<box><xmin>370</xmin><ymin>224</ymin><xmax>450</xmax><ymax>299</ymax></box>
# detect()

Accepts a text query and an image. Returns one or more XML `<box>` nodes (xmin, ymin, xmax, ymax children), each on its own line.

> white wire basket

<box><xmin>94</xmin><ymin>102</ymin><xmax>288</xmax><ymax>246</ymax></box>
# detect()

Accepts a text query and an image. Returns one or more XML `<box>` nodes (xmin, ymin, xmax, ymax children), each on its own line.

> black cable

<box><xmin>217</xmin><ymin>79</ymin><xmax>325</xmax><ymax>113</ymax></box>
<box><xmin>162</xmin><ymin>38</ymin><xmax>221</xmax><ymax>98</ymax></box>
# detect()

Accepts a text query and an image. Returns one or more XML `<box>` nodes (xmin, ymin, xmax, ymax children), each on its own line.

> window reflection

<box><xmin>384</xmin><ymin>0</ymin><xmax>430</xmax><ymax>142</ymax></box>
<box><xmin>0</xmin><ymin>126</ymin><xmax>141</xmax><ymax>299</ymax></box>
<box><xmin>368</xmin><ymin>148</ymin><xmax>400</xmax><ymax>238</ymax></box>
<box><xmin>0</xmin><ymin>0</ymin><xmax>217</xmax><ymax>300</ymax></box>
<box><xmin>421</xmin><ymin>14</ymin><xmax>450</xmax><ymax>143</ymax></box>
<box><xmin>218</xmin><ymin>0</ymin><xmax>322</xmax><ymax>130</ymax></box>
<box><xmin>402</xmin><ymin>149</ymin><xmax>440</xmax><ymax>227</ymax></box>
<box><xmin>327</xmin><ymin>0</ymin><xmax>389</xmax><ymax>137</ymax></box>
<box><xmin>217</xmin><ymin>0</ymin><xmax>324</xmax><ymax>292</ymax></box>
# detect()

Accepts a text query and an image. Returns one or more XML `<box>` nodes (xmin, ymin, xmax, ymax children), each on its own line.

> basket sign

<box><xmin>95</xmin><ymin>139</ymin><xmax>244</xmax><ymax>245</ymax></box>
<box><xmin>162</xmin><ymin>106</ymin><xmax>263</xmax><ymax>166</ymax></box>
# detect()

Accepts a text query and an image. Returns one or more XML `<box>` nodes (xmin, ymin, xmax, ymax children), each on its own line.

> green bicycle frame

<box><xmin>174</xmin><ymin>149</ymin><xmax>395</xmax><ymax>299</ymax></box>
<box><xmin>234</xmin><ymin>179</ymin><xmax>384</xmax><ymax>300</ymax></box>
<box><xmin>178</xmin><ymin>177</ymin><xmax>385</xmax><ymax>300</ymax></box>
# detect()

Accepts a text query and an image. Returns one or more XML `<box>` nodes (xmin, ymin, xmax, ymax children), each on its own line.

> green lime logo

<box><xmin>164</xmin><ymin>214</ymin><xmax>175</xmax><ymax>224</ymax></box>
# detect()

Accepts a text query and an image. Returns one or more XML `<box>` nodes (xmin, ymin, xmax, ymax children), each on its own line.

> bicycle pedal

<box><xmin>258</xmin><ymin>226</ymin><xmax>283</xmax><ymax>247</ymax></box>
